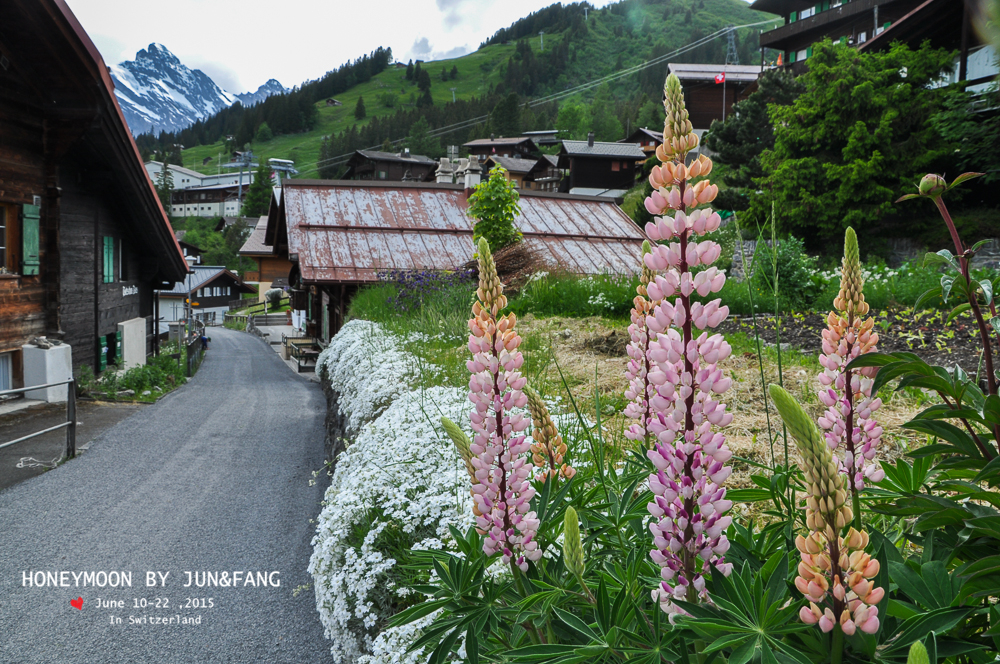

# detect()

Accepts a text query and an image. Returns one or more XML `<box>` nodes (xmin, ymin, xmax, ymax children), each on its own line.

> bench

<box><xmin>288</xmin><ymin>340</ymin><xmax>321</xmax><ymax>373</ymax></box>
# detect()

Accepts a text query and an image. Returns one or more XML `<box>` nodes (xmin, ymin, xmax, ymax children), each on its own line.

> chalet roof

<box><xmin>5</xmin><ymin>0</ymin><xmax>188</xmax><ymax>283</ymax></box>
<box><xmin>485</xmin><ymin>156</ymin><xmax>539</xmax><ymax>174</ymax></box>
<box><xmin>160</xmin><ymin>266</ymin><xmax>245</xmax><ymax>295</ymax></box>
<box><xmin>267</xmin><ymin>180</ymin><xmax>645</xmax><ymax>284</ymax></box>
<box><xmin>622</xmin><ymin>127</ymin><xmax>663</xmax><ymax>144</ymax></box>
<box><xmin>239</xmin><ymin>217</ymin><xmax>273</xmax><ymax>256</ymax></box>
<box><xmin>542</xmin><ymin>154</ymin><xmax>560</xmax><ymax>168</ymax></box>
<box><xmin>354</xmin><ymin>150</ymin><xmax>436</xmax><ymax>165</ymax></box>
<box><xmin>559</xmin><ymin>140</ymin><xmax>647</xmax><ymax>159</ymax></box>
<box><xmin>146</xmin><ymin>161</ymin><xmax>206</xmax><ymax>180</ymax></box>
<box><xmin>667</xmin><ymin>63</ymin><xmax>763</xmax><ymax>83</ymax></box>
<box><xmin>463</xmin><ymin>137</ymin><xmax>539</xmax><ymax>151</ymax></box>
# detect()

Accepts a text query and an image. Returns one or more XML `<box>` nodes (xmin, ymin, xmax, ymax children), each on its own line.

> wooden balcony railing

<box><xmin>760</xmin><ymin>0</ymin><xmax>903</xmax><ymax>48</ymax></box>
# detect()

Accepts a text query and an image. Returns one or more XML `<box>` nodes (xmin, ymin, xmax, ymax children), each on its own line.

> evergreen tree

<box><xmin>450</xmin><ymin>65</ymin><xmax>459</xmax><ymax>80</ymax></box>
<box><xmin>413</xmin><ymin>61</ymin><xmax>423</xmax><ymax>85</ymax></box>
<box><xmin>490</xmin><ymin>93</ymin><xmax>522</xmax><ymax>138</ymax></box>
<box><xmin>441</xmin><ymin>67</ymin><xmax>448</xmax><ymax>81</ymax></box>
<box><xmin>242</xmin><ymin>160</ymin><xmax>273</xmax><ymax>218</ymax></box>
<box><xmin>406</xmin><ymin>116</ymin><xmax>440</xmax><ymax>157</ymax></box>
<box><xmin>355</xmin><ymin>95</ymin><xmax>367</xmax><ymax>120</ymax></box>
<box><xmin>381</xmin><ymin>137</ymin><xmax>393</xmax><ymax>152</ymax></box>
<box><xmin>556</xmin><ymin>102</ymin><xmax>589</xmax><ymax>140</ymax></box>
<box><xmin>405</xmin><ymin>59</ymin><xmax>414</xmax><ymax>81</ymax></box>
<box><xmin>254</xmin><ymin>121</ymin><xmax>273</xmax><ymax>143</ymax></box>
<box><xmin>417</xmin><ymin>68</ymin><xmax>432</xmax><ymax>93</ymax></box>
<box><xmin>154</xmin><ymin>159</ymin><xmax>174</xmax><ymax>215</ymax></box>
<box><xmin>417</xmin><ymin>89</ymin><xmax>434</xmax><ymax>108</ymax></box>
<box><xmin>589</xmin><ymin>84</ymin><xmax>623</xmax><ymax>141</ymax></box>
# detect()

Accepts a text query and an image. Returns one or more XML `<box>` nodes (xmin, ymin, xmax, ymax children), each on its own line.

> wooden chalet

<box><xmin>557</xmin><ymin>135</ymin><xmax>648</xmax><ymax>192</ymax></box>
<box><xmin>463</xmin><ymin>137</ymin><xmax>539</xmax><ymax>160</ymax></box>
<box><xmin>483</xmin><ymin>156</ymin><xmax>562</xmax><ymax>192</ymax></box>
<box><xmin>621</xmin><ymin>127</ymin><xmax>663</xmax><ymax>156</ymax></box>
<box><xmin>263</xmin><ymin>180</ymin><xmax>645</xmax><ymax>342</ymax></box>
<box><xmin>158</xmin><ymin>266</ymin><xmax>254</xmax><ymax>322</ymax></box>
<box><xmin>0</xmin><ymin>0</ymin><xmax>188</xmax><ymax>387</ymax></box>
<box><xmin>343</xmin><ymin>149</ymin><xmax>437</xmax><ymax>182</ymax></box>
<box><xmin>239</xmin><ymin>216</ymin><xmax>294</xmax><ymax>300</ymax></box>
<box><xmin>665</xmin><ymin>64</ymin><xmax>761</xmax><ymax>131</ymax></box>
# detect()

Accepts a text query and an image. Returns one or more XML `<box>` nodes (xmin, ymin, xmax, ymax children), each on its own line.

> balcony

<box><xmin>760</xmin><ymin>0</ymin><xmax>904</xmax><ymax>48</ymax></box>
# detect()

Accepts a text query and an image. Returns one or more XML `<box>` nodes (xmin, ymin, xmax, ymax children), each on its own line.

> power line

<box><xmin>295</xmin><ymin>18</ymin><xmax>779</xmax><ymax>177</ymax></box>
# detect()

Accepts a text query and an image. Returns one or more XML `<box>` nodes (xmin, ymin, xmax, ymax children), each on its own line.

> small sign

<box><xmin>122</xmin><ymin>285</ymin><xmax>139</xmax><ymax>296</ymax></box>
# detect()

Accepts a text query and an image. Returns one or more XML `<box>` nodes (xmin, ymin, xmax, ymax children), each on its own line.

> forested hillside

<box><xmin>138</xmin><ymin>0</ymin><xmax>774</xmax><ymax>180</ymax></box>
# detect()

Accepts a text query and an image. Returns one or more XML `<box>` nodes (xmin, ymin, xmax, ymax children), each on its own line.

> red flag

<box><xmin>777</xmin><ymin>53</ymin><xmax>783</xmax><ymax>66</ymax></box>
<box><xmin>714</xmin><ymin>72</ymin><xmax>726</xmax><ymax>84</ymax></box>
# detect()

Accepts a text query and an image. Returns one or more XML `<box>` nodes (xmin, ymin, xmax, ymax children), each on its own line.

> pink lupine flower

<box><xmin>632</xmin><ymin>73</ymin><xmax>734</xmax><ymax>619</ymax></box>
<box><xmin>467</xmin><ymin>238</ymin><xmax>540</xmax><ymax>572</ymax></box>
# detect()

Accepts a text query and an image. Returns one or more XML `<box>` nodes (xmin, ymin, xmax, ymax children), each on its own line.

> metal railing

<box><xmin>0</xmin><ymin>379</ymin><xmax>78</xmax><ymax>459</ymax></box>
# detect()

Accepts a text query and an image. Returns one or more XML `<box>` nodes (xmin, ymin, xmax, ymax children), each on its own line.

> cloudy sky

<box><xmin>68</xmin><ymin>0</ymin><xmax>620</xmax><ymax>94</ymax></box>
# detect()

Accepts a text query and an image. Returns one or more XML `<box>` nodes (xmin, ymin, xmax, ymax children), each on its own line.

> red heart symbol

<box><xmin>70</xmin><ymin>597</ymin><xmax>83</xmax><ymax>610</ymax></box>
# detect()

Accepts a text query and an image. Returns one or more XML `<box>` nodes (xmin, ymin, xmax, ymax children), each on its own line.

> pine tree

<box><xmin>406</xmin><ymin>116</ymin><xmax>440</xmax><ymax>157</ymax></box>
<box><xmin>154</xmin><ymin>159</ymin><xmax>174</xmax><ymax>215</ymax></box>
<box><xmin>242</xmin><ymin>160</ymin><xmax>273</xmax><ymax>218</ymax></box>
<box><xmin>413</xmin><ymin>61</ymin><xmax>423</xmax><ymax>85</ymax></box>
<box><xmin>417</xmin><ymin>89</ymin><xmax>434</xmax><ymax>108</ymax></box>
<box><xmin>381</xmin><ymin>137</ymin><xmax>393</xmax><ymax>152</ymax></box>
<box><xmin>417</xmin><ymin>68</ymin><xmax>432</xmax><ymax>93</ymax></box>
<box><xmin>405</xmin><ymin>59</ymin><xmax>414</xmax><ymax>81</ymax></box>
<box><xmin>490</xmin><ymin>93</ymin><xmax>522</xmax><ymax>138</ymax></box>
<box><xmin>450</xmin><ymin>65</ymin><xmax>459</xmax><ymax>80</ymax></box>
<box><xmin>441</xmin><ymin>67</ymin><xmax>448</xmax><ymax>81</ymax></box>
<box><xmin>355</xmin><ymin>95</ymin><xmax>367</xmax><ymax>120</ymax></box>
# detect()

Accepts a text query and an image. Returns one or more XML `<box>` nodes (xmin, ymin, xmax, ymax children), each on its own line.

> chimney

<box><xmin>463</xmin><ymin>156</ymin><xmax>481</xmax><ymax>198</ymax></box>
<box><xmin>490</xmin><ymin>133</ymin><xmax>495</xmax><ymax>141</ymax></box>
<box><xmin>435</xmin><ymin>157</ymin><xmax>454</xmax><ymax>184</ymax></box>
<box><xmin>587</xmin><ymin>132</ymin><xmax>595</xmax><ymax>148</ymax></box>
<box><xmin>402</xmin><ymin>147</ymin><xmax>411</xmax><ymax>159</ymax></box>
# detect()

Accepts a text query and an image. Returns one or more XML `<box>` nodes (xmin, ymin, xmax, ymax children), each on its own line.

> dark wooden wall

<box><xmin>259</xmin><ymin>256</ymin><xmax>293</xmax><ymax>282</ymax></box>
<box><xmin>567</xmin><ymin>157</ymin><xmax>639</xmax><ymax>190</ymax></box>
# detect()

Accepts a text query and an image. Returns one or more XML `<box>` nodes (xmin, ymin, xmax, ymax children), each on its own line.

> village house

<box><xmin>666</xmin><ymin>63</ymin><xmax>761</xmax><ymax>133</ymax></box>
<box><xmin>557</xmin><ymin>134</ymin><xmax>648</xmax><ymax>196</ymax></box>
<box><xmin>463</xmin><ymin>136</ymin><xmax>539</xmax><ymax>160</ymax></box>
<box><xmin>239</xmin><ymin>216</ymin><xmax>295</xmax><ymax>301</ymax></box>
<box><xmin>263</xmin><ymin>171</ymin><xmax>646</xmax><ymax>342</ymax></box>
<box><xmin>621</xmin><ymin>127</ymin><xmax>663</xmax><ymax>156</ymax></box>
<box><xmin>0</xmin><ymin>0</ymin><xmax>188</xmax><ymax>388</ymax></box>
<box><xmin>482</xmin><ymin>155</ymin><xmax>562</xmax><ymax>192</ymax></box>
<box><xmin>145</xmin><ymin>161</ymin><xmax>255</xmax><ymax>217</ymax></box>
<box><xmin>158</xmin><ymin>266</ymin><xmax>254</xmax><ymax>324</ymax></box>
<box><xmin>342</xmin><ymin>149</ymin><xmax>437</xmax><ymax>182</ymax></box>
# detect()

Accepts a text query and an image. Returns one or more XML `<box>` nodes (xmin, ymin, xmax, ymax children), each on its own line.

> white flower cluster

<box><xmin>587</xmin><ymin>292</ymin><xmax>614</xmax><ymax>309</ymax></box>
<box><xmin>310</xmin><ymin>320</ymin><xmax>476</xmax><ymax>663</ymax></box>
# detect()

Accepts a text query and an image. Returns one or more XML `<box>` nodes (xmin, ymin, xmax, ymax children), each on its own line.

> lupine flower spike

<box><xmin>625</xmin><ymin>240</ymin><xmax>661</xmax><ymax>445</ymax></box>
<box><xmin>817</xmin><ymin>228</ymin><xmax>885</xmax><ymax>514</ymax></box>
<box><xmin>467</xmin><ymin>238</ymin><xmax>540</xmax><ymax>572</ymax></box>
<box><xmin>525</xmin><ymin>387</ymin><xmax>575</xmax><ymax>483</ymax></box>
<box><xmin>639</xmin><ymin>73</ymin><xmax>734</xmax><ymax>618</ymax></box>
<box><xmin>769</xmin><ymin>385</ymin><xmax>883</xmax><ymax>640</ymax></box>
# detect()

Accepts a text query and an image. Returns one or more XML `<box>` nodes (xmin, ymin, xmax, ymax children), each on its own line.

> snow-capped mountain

<box><xmin>236</xmin><ymin>79</ymin><xmax>288</xmax><ymax>108</ymax></box>
<box><xmin>110</xmin><ymin>44</ymin><xmax>285</xmax><ymax>135</ymax></box>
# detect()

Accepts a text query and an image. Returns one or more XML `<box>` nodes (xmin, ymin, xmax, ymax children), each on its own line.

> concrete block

<box><xmin>22</xmin><ymin>343</ymin><xmax>73</xmax><ymax>403</ymax></box>
<box><xmin>118</xmin><ymin>318</ymin><xmax>147</xmax><ymax>370</ymax></box>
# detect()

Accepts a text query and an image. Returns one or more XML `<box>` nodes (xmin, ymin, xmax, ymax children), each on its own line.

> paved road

<box><xmin>0</xmin><ymin>328</ymin><xmax>332</xmax><ymax>663</ymax></box>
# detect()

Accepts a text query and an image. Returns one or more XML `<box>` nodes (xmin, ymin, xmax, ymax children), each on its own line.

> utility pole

<box><xmin>584</xmin><ymin>7</ymin><xmax>587</xmax><ymax>21</ymax></box>
<box><xmin>539</xmin><ymin>31</ymin><xmax>545</xmax><ymax>52</ymax></box>
<box><xmin>723</xmin><ymin>26</ymin><xmax>739</xmax><ymax>122</ymax></box>
<box><xmin>450</xmin><ymin>87</ymin><xmax>457</xmax><ymax>103</ymax></box>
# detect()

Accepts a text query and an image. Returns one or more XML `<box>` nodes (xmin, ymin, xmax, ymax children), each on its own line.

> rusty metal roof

<box><xmin>274</xmin><ymin>180</ymin><xmax>645</xmax><ymax>284</ymax></box>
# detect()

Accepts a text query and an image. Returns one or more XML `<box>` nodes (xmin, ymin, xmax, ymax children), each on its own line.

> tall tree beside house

<box><xmin>154</xmin><ymin>160</ymin><xmax>174</xmax><ymax>215</ymax></box>
<box><xmin>405</xmin><ymin>59</ymin><xmax>414</xmax><ymax>81</ymax></box>
<box><xmin>754</xmin><ymin>40</ymin><xmax>956</xmax><ymax>252</ymax></box>
<box><xmin>405</xmin><ymin>116</ymin><xmax>440</xmax><ymax>157</ymax></box>
<box><xmin>704</xmin><ymin>68</ymin><xmax>803</xmax><ymax>213</ymax></box>
<box><xmin>468</xmin><ymin>165</ymin><xmax>522</xmax><ymax>251</ymax></box>
<box><xmin>490</xmin><ymin>92</ymin><xmax>522</xmax><ymax>137</ymax></box>
<box><xmin>241</xmin><ymin>160</ymin><xmax>273</xmax><ymax>218</ymax></box>
<box><xmin>355</xmin><ymin>95</ymin><xmax>367</xmax><ymax>120</ymax></box>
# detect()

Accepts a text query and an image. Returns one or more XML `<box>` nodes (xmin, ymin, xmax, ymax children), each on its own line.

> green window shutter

<box><xmin>790</xmin><ymin>11</ymin><xmax>797</xmax><ymax>22</ymax></box>
<box><xmin>821</xmin><ymin>1</ymin><xmax>829</xmax><ymax>11</ymax></box>
<box><xmin>789</xmin><ymin>51</ymin><xmax>796</xmax><ymax>63</ymax></box>
<box><xmin>883</xmin><ymin>21</ymin><xmax>891</xmax><ymax>29</ymax></box>
<box><xmin>839</xmin><ymin>36</ymin><xmax>847</xmax><ymax>45</ymax></box>
<box><xmin>103</xmin><ymin>236</ymin><xmax>114</xmax><ymax>283</ymax></box>
<box><xmin>806</xmin><ymin>46</ymin><xmax>813</xmax><ymax>58</ymax></box>
<box><xmin>21</xmin><ymin>204</ymin><xmax>40</xmax><ymax>276</ymax></box>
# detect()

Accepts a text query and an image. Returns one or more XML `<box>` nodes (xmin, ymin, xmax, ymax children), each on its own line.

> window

<box><xmin>611</xmin><ymin>161</ymin><xmax>620</xmax><ymax>172</ymax></box>
<box><xmin>858</xmin><ymin>31</ymin><xmax>867</xmax><ymax>43</ymax></box>
<box><xmin>119</xmin><ymin>239</ymin><xmax>128</xmax><ymax>281</ymax></box>
<box><xmin>797</xmin><ymin>49</ymin><xmax>809</xmax><ymax>61</ymax></box>
<box><xmin>102</xmin><ymin>236</ymin><xmax>114</xmax><ymax>283</ymax></box>
<box><xmin>0</xmin><ymin>205</ymin><xmax>8</xmax><ymax>272</ymax></box>
<box><xmin>0</xmin><ymin>352</ymin><xmax>11</xmax><ymax>392</ymax></box>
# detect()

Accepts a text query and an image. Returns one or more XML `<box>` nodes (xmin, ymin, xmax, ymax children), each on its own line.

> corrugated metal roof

<box><xmin>239</xmin><ymin>216</ymin><xmax>272</xmax><ymax>255</ymax></box>
<box><xmin>355</xmin><ymin>149</ymin><xmax>437</xmax><ymax>165</ymax></box>
<box><xmin>486</xmin><ymin>156</ymin><xmax>539</xmax><ymax>174</ymax></box>
<box><xmin>561</xmin><ymin>140</ymin><xmax>647</xmax><ymax>159</ymax></box>
<box><xmin>464</xmin><ymin>137</ymin><xmax>536</xmax><ymax>147</ymax></box>
<box><xmin>277</xmin><ymin>181</ymin><xmax>645</xmax><ymax>284</ymax></box>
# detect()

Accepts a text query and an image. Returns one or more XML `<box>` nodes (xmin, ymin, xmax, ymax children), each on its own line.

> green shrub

<box><xmin>508</xmin><ymin>272</ymin><xmax>639</xmax><ymax>319</ymax></box>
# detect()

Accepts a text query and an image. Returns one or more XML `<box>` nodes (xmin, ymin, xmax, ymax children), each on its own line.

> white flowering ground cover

<box><xmin>309</xmin><ymin>320</ymin><xmax>477</xmax><ymax>663</ymax></box>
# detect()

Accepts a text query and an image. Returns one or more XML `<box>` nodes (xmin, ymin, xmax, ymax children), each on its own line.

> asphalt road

<box><xmin>0</xmin><ymin>328</ymin><xmax>333</xmax><ymax>663</ymax></box>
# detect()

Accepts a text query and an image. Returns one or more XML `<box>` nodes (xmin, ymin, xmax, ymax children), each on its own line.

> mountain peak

<box><xmin>110</xmin><ymin>44</ymin><xmax>283</xmax><ymax>135</ymax></box>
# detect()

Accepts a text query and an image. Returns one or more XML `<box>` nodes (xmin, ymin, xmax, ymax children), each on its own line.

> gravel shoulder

<box><xmin>0</xmin><ymin>328</ymin><xmax>332</xmax><ymax>663</ymax></box>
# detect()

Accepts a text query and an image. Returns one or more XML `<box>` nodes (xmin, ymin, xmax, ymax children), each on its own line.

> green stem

<box><xmin>694</xmin><ymin>638</ymin><xmax>708</xmax><ymax>664</ymax></box>
<box><xmin>831</xmin><ymin>626</ymin><xmax>844</xmax><ymax>664</ymax></box>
